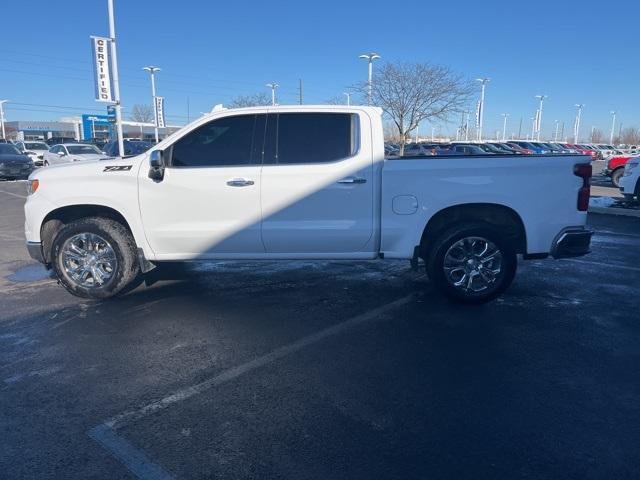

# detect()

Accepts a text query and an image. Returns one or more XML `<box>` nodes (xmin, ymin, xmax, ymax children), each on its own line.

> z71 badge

<box><xmin>103</xmin><ymin>165</ymin><xmax>132</xmax><ymax>172</ymax></box>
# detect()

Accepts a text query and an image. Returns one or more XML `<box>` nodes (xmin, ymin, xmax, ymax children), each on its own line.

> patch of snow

<box><xmin>589</xmin><ymin>196</ymin><xmax>617</xmax><ymax>208</ymax></box>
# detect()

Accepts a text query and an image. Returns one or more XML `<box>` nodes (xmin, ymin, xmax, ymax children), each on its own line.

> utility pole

<box><xmin>266</xmin><ymin>82</ymin><xmax>279</xmax><ymax>106</ymax></box>
<box><xmin>143</xmin><ymin>65</ymin><xmax>161</xmax><ymax>142</ymax></box>
<box><xmin>517</xmin><ymin>116</ymin><xmax>522</xmax><ymax>139</ymax></box>
<box><xmin>554</xmin><ymin>120</ymin><xmax>559</xmax><ymax>141</ymax></box>
<box><xmin>465</xmin><ymin>111</ymin><xmax>470</xmax><ymax>141</ymax></box>
<box><xmin>343</xmin><ymin>92</ymin><xmax>351</xmax><ymax>106</ymax></box>
<box><xmin>530</xmin><ymin>116</ymin><xmax>536</xmax><ymax>139</ymax></box>
<box><xmin>534</xmin><ymin>94</ymin><xmax>547</xmax><ymax>141</ymax></box>
<box><xmin>107</xmin><ymin>0</ymin><xmax>124</xmax><ymax>158</ymax></box>
<box><xmin>0</xmin><ymin>100</ymin><xmax>8</xmax><ymax>139</ymax></box>
<box><xmin>476</xmin><ymin>78</ymin><xmax>490</xmax><ymax>140</ymax></box>
<box><xmin>501</xmin><ymin>113</ymin><xmax>509</xmax><ymax>141</ymax></box>
<box><xmin>359</xmin><ymin>53</ymin><xmax>380</xmax><ymax>105</ymax></box>
<box><xmin>609</xmin><ymin>111</ymin><xmax>616</xmax><ymax>145</ymax></box>
<box><xmin>560</xmin><ymin>121</ymin><xmax>564</xmax><ymax>141</ymax></box>
<box><xmin>573</xmin><ymin>104</ymin><xmax>584</xmax><ymax>143</ymax></box>
<box><xmin>298</xmin><ymin>79</ymin><xmax>303</xmax><ymax>105</ymax></box>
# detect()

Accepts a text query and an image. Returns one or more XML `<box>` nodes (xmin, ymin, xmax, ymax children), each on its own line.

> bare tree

<box><xmin>620</xmin><ymin>127</ymin><xmax>640</xmax><ymax>146</ymax></box>
<box><xmin>130</xmin><ymin>104</ymin><xmax>154</xmax><ymax>123</ymax></box>
<box><xmin>325</xmin><ymin>95</ymin><xmax>347</xmax><ymax>105</ymax></box>
<box><xmin>355</xmin><ymin>62</ymin><xmax>473</xmax><ymax>155</ymax></box>
<box><xmin>228</xmin><ymin>92</ymin><xmax>272</xmax><ymax>108</ymax></box>
<box><xmin>591</xmin><ymin>128</ymin><xmax>604</xmax><ymax>143</ymax></box>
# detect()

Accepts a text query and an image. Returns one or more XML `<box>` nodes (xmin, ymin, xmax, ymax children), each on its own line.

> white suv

<box><xmin>620</xmin><ymin>158</ymin><xmax>640</xmax><ymax>202</ymax></box>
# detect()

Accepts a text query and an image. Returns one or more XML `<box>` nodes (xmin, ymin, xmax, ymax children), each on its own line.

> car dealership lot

<box><xmin>1</xmin><ymin>180</ymin><xmax>640</xmax><ymax>479</ymax></box>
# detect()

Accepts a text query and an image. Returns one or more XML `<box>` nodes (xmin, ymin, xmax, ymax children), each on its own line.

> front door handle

<box><xmin>226</xmin><ymin>178</ymin><xmax>255</xmax><ymax>187</ymax></box>
<box><xmin>337</xmin><ymin>176</ymin><xmax>367</xmax><ymax>184</ymax></box>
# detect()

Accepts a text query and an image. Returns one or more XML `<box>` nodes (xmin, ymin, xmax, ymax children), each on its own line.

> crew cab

<box><xmin>24</xmin><ymin>106</ymin><xmax>593</xmax><ymax>303</ymax></box>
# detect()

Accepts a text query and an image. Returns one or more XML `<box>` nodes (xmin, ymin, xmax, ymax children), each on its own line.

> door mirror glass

<box><xmin>58</xmin><ymin>151</ymin><xmax>66</xmax><ymax>156</ymax></box>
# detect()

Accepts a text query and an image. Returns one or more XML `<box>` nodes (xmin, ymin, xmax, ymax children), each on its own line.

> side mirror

<box><xmin>148</xmin><ymin>150</ymin><xmax>165</xmax><ymax>182</ymax></box>
<box><xmin>58</xmin><ymin>151</ymin><xmax>66</xmax><ymax>156</ymax></box>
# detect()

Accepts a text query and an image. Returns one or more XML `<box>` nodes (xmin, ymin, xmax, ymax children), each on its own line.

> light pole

<box><xmin>107</xmin><ymin>0</ymin><xmax>124</xmax><ymax>158</ymax></box>
<box><xmin>534</xmin><ymin>94</ymin><xmax>547</xmax><ymax>141</ymax></box>
<box><xmin>476</xmin><ymin>78</ymin><xmax>490</xmax><ymax>141</ymax></box>
<box><xmin>530</xmin><ymin>116</ymin><xmax>536</xmax><ymax>140</ymax></box>
<box><xmin>343</xmin><ymin>92</ymin><xmax>351</xmax><ymax>106</ymax></box>
<box><xmin>554</xmin><ymin>120</ymin><xmax>559</xmax><ymax>141</ymax></box>
<box><xmin>266</xmin><ymin>82</ymin><xmax>279</xmax><ymax>106</ymax></box>
<box><xmin>574</xmin><ymin>104</ymin><xmax>584</xmax><ymax>143</ymax></box>
<box><xmin>431</xmin><ymin>126</ymin><xmax>435</xmax><ymax>142</ymax></box>
<box><xmin>143</xmin><ymin>65</ymin><xmax>161</xmax><ymax>142</ymax></box>
<box><xmin>359</xmin><ymin>53</ymin><xmax>380</xmax><ymax>105</ymax></box>
<box><xmin>501</xmin><ymin>113</ymin><xmax>509</xmax><ymax>141</ymax></box>
<box><xmin>0</xmin><ymin>100</ymin><xmax>8</xmax><ymax>139</ymax></box>
<box><xmin>609</xmin><ymin>111</ymin><xmax>616</xmax><ymax>144</ymax></box>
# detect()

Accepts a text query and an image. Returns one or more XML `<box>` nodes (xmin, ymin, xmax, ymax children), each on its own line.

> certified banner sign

<box><xmin>154</xmin><ymin>96</ymin><xmax>166</xmax><ymax>128</ymax></box>
<box><xmin>91</xmin><ymin>36</ymin><xmax>114</xmax><ymax>103</ymax></box>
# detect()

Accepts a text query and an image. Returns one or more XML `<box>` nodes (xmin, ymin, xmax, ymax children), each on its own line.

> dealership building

<box><xmin>4</xmin><ymin>115</ymin><xmax>181</xmax><ymax>142</ymax></box>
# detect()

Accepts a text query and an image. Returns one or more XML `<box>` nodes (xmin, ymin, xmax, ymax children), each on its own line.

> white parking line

<box><xmin>572</xmin><ymin>258</ymin><xmax>640</xmax><ymax>273</ymax></box>
<box><xmin>88</xmin><ymin>294</ymin><xmax>414</xmax><ymax>479</ymax></box>
<box><xmin>0</xmin><ymin>189</ymin><xmax>27</xmax><ymax>199</ymax></box>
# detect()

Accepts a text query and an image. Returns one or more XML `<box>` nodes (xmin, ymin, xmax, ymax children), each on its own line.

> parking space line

<box><xmin>88</xmin><ymin>294</ymin><xmax>414</xmax><ymax>479</ymax></box>
<box><xmin>89</xmin><ymin>424</ymin><xmax>173</xmax><ymax>480</ymax></box>
<box><xmin>0</xmin><ymin>189</ymin><xmax>27</xmax><ymax>199</ymax></box>
<box><xmin>571</xmin><ymin>258</ymin><xmax>640</xmax><ymax>273</ymax></box>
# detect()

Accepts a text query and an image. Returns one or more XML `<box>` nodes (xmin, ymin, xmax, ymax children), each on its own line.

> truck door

<box><xmin>138</xmin><ymin>113</ymin><xmax>265</xmax><ymax>258</ymax></box>
<box><xmin>260</xmin><ymin>111</ymin><xmax>375</xmax><ymax>254</ymax></box>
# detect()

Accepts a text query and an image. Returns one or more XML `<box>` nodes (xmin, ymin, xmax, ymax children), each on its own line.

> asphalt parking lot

<box><xmin>1</xmin><ymin>179</ymin><xmax>639</xmax><ymax>479</ymax></box>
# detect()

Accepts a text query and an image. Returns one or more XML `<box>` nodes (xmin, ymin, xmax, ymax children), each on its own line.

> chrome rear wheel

<box><xmin>443</xmin><ymin>236</ymin><xmax>502</xmax><ymax>293</ymax></box>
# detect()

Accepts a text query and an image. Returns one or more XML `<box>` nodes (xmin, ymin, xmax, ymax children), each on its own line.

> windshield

<box><xmin>25</xmin><ymin>142</ymin><xmax>48</xmax><ymax>150</ymax></box>
<box><xmin>0</xmin><ymin>144</ymin><xmax>21</xmax><ymax>155</ymax></box>
<box><xmin>67</xmin><ymin>145</ymin><xmax>102</xmax><ymax>155</ymax></box>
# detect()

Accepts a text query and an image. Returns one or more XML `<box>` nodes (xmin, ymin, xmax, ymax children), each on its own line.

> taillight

<box><xmin>574</xmin><ymin>164</ymin><xmax>591</xmax><ymax>211</ymax></box>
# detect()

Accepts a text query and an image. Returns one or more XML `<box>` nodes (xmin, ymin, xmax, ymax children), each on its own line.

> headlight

<box><xmin>27</xmin><ymin>179</ymin><xmax>39</xmax><ymax>195</ymax></box>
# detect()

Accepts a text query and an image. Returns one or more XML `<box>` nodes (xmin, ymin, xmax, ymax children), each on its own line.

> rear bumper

<box><xmin>550</xmin><ymin>227</ymin><xmax>593</xmax><ymax>259</ymax></box>
<box><xmin>26</xmin><ymin>241</ymin><xmax>45</xmax><ymax>264</ymax></box>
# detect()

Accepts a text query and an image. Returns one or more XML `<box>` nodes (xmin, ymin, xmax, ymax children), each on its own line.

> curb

<box><xmin>588</xmin><ymin>206</ymin><xmax>640</xmax><ymax>218</ymax></box>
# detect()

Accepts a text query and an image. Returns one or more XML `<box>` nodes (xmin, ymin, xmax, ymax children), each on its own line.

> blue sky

<box><xmin>1</xmin><ymin>0</ymin><xmax>637</xmax><ymax>139</ymax></box>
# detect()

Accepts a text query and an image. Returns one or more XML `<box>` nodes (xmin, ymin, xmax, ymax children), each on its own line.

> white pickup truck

<box><xmin>24</xmin><ymin>105</ymin><xmax>593</xmax><ymax>303</ymax></box>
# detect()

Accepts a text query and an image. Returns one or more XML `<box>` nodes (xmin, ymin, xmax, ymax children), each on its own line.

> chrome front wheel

<box><xmin>61</xmin><ymin>233</ymin><xmax>118</xmax><ymax>288</ymax></box>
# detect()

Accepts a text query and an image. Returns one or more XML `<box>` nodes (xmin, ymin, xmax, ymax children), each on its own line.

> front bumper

<box><xmin>551</xmin><ymin>227</ymin><xmax>593</xmax><ymax>259</ymax></box>
<box><xmin>0</xmin><ymin>165</ymin><xmax>34</xmax><ymax>177</ymax></box>
<box><xmin>26</xmin><ymin>241</ymin><xmax>46</xmax><ymax>264</ymax></box>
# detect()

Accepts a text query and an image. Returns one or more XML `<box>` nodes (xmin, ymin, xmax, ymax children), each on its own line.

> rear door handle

<box><xmin>337</xmin><ymin>176</ymin><xmax>367</xmax><ymax>184</ymax></box>
<box><xmin>226</xmin><ymin>178</ymin><xmax>255</xmax><ymax>187</ymax></box>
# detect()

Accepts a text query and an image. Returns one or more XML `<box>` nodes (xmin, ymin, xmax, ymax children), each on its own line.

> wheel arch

<box><xmin>419</xmin><ymin>203</ymin><xmax>527</xmax><ymax>258</ymax></box>
<box><xmin>40</xmin><ymin>204</ymin><xmax>138</xmax><ymax>264</ymax></box>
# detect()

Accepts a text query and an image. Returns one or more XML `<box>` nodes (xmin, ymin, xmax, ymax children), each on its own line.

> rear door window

<box><xmin>264</xmin><ymin>113</ymin><xmax>358</xmax><ymax>165</ymax></box>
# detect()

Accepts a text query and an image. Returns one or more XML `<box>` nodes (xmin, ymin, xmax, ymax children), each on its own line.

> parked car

<box><xmin>619</xmin><ymin>157</ymin><xmax>640</xmax><ymax>202</ymax></box>
<box><xmin>25</xmin><ymin>106</ymin><xmax>593</xmax><ymax>303</ymax></box>
<box><xmin>508</xmin><ymin>141</ymin><xmax>548</xmax><ymax>154</ymax></box>
<box><xmin>85</xmin><ymin>137</ymin><xmax>109</xmax><ymax>150</ymax></box>
<box><xmin>488</xmin><ymin>143</ymin><xmax>522</xmax><ymax>154</ymax></box>
<box><xmin>0</xmin><ymin>143</ymin><xmax>34</xmax><ymax>179</ymax></box>
<box><xmin>45</xmin><ymin>137</ymin><xmax>77</xmax><ymax>146</ymax></box>
<box><xmin>605</xmin><ymin>155</ymin><xmax>634</xmax><ymax>187</ymax></box>
<box><xmin>102</xmin><ymin>140</ymin><xmax>154</xmax><ymax>157</ymax></box>
<box><xmin>43</xmin><ymin>144</ymin><xmax>105</xmax><ymax>166</ymax></box>
<box><xmin>14</xmin><ymin>141</ymin><xmax>49</xmax><ymax>167</ymax></box>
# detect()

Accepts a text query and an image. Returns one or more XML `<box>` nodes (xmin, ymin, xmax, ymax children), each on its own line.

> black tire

<box><xmin>51</xmin><ymin>217</ymin><xmax>139</xmax><ymax>299</ymax></box>
<box><xmin>43</xmin><ymin>160</ymin><xmax>49</xmax><ymax>166</ymax></box>
<box><xmin>425</xmin><ymin>222</ymin><xmax>517</xmax><ymax>304</ymax></box>
<box><xmin>611</xmin><ymin>168</ymin><xmax>623</xmax><ymax>188</ymax></box>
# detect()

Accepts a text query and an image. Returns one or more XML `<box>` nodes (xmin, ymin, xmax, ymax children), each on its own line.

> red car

<box><xmin>569</xmin><ymin>144</ymin><xmax>598</xmax><ymax>160</ymax></box>
<box><xmin>605</xmin><ymin>155</ymin><xmax>632</xmax><ymax>187</ymax></box>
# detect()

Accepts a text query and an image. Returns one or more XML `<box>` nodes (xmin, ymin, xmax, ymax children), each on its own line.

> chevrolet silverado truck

<box><xmin>24</xmin><ymin>106</ymin><xmax>593</xmax><ymax>303</ymax></box>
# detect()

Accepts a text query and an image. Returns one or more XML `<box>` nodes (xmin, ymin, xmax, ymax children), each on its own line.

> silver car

<box><xmin>43</xmin><ymin>143</ymin><xmax>106</xmax><ymax>166</ymax></box>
